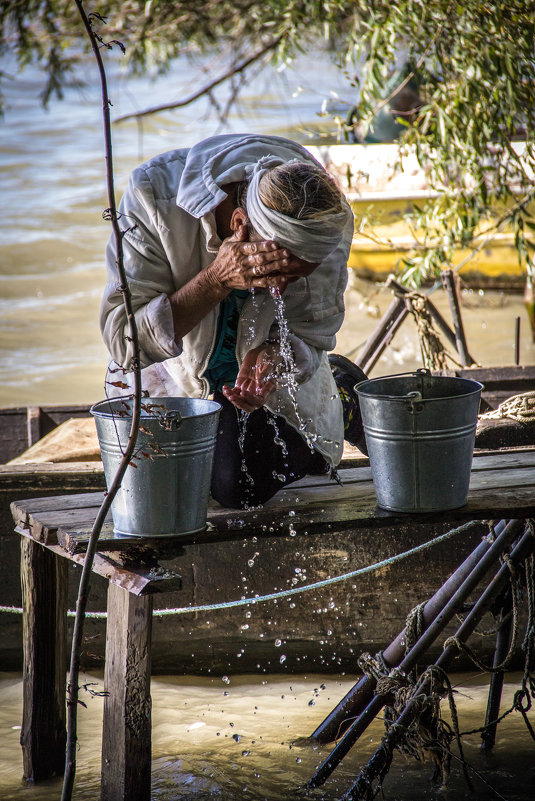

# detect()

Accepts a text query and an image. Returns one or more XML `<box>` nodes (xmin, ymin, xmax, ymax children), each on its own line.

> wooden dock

<box><xmin>8</xmin><ymin>448</ymin><xmax>535</xmax><ymax>798</ymax></box>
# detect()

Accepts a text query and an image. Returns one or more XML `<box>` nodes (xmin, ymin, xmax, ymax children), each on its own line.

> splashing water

<box><xmin>236</xmin><ymin>409</ymin><xmax>264</xmax><ymax>510</ymax></box>
<box><xmin>269</xmin><ymin>287</ymin><xmax>318</xmax><ymax>453</ymax></box>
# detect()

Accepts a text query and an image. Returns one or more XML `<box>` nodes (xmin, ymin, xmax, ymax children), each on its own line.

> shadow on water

<box><xmin>0</xmin><ymin>671</ymin><xmax>534</xmax><ymax>800</ymax></box>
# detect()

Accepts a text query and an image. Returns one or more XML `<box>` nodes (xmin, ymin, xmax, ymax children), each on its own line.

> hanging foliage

<box><xmin>1</xmin><ymin>1</ymin><xmax>534</xmax><ymax>284</ymax></box>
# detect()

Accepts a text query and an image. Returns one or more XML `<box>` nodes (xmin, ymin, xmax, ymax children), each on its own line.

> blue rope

<box><xmin>0</xmin><ymin>520</ymin><xmax>479</xmax><ymax>620</ymax></box>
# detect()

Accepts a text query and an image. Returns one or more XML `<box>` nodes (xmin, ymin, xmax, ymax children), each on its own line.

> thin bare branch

<box><xmin>113</xmin><ymin>35</ymin><xmax>282</xmax><ymax>123</ymax></box>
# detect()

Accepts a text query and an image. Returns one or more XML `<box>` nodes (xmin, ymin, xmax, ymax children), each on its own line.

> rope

<box><xmin>0</xmin><ymin>519</ymin><xmax>481</xmax><ymax>620</ymax></box>
<box><xmin>403</xmin><ymin>293</ymin><xmax>457</xmax><ymax>371</ymax></box>
<box><xmin>443</xmin><ymin>554</ymin><xmax>521</xmax><ymax>674</ymax></box>
<box><xmin>479</xmin><ymin>391</ymin><xmax>535</xmax><ymax>422</ymax></box>
<box><xmin>404</xmin><ymin>601</ymin><xmax>427</xmax><ymax>655</ymax></box>
<box><xmin>352</xmin><ymin>520</ymin><xmax>535</xmax><ymax>799</ymax></box>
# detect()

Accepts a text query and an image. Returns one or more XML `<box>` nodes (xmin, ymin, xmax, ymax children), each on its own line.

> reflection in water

<box><xmin>0</xmin><ymin>671</ymin><xmax>534</xmax><ymax>800</ymax></box>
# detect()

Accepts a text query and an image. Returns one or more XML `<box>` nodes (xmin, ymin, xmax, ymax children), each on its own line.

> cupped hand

<box><xmin>222</xmin><ymin>342</ymin><xmax>282</xmax><ymax>412</ymax></box>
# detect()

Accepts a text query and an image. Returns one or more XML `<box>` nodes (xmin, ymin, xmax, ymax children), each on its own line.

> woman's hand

<box><xmin>208</xmin><ymin>224</ymin><xmax>319</xmax><ymax>293</ymax></box>
<box><xmin>208</xmin><ymin>224</ymin><xmax>291</xmax><ymax>291</ymax></box>
<box><xmin>222</xmin><ymin>341</ymin><xmax>283</xmax><ymax>412</ymax></box>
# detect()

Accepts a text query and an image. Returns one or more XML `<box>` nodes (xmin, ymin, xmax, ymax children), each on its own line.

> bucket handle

<box><xmin>363</xmin><ymin>367</ymin><xmax>431</xmax><ymax>383</ymax></box>
<box><xmin>404</xmin><ymin>390</ymin><xmax>424</xmax><ymax>414</ymax></box>
<box><xmin>356</xmin><ymin>368</ymin><xmax>430</xmax><ymax>412</ymax></box>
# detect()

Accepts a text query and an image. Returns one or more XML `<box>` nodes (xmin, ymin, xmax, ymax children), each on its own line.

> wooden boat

<box><xmin>307</xmin><ymin>143</ymin><xmax>532</xmax><ymax>288</ymax></box>
<box><xmin>1</xmin><ymin>366</ymin><xmax>534</xmax><ymax>675</ymax></box>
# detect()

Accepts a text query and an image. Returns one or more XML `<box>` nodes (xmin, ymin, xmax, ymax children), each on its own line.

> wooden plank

<box><xmin>20</xmin><ymin>538</ymin><xmax>68</xmax><ymax>781</ymax></box>
<box><xmin>38</xmin><ymin>542</ymin><xmax>183</xmax><ymax>596</ymax></box>
<box><xmin>10</xmin><ymin>491</ymin><xmax>105</xmax><ymax>513</ymax></box>
<box><xmin>0</xmin><ymin>462</ymin><xmax>105</xmax><ymax>492</ymax></box>
<box><xmin>101</xmin><ymin>584</ymin><xmax>153</xmax><ymax>801</ymax></box>
<box><xmin>9</xmin><ymin>450</ymin><xmax>535</xmax><ymax>556</ymax></box>
<box><xmin>26</xmin><ymin>407</ymin><xmax>42</xmax><ymax>447</ymax></box>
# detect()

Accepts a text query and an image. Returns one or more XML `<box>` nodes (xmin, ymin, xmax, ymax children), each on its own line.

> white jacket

<box><xmin>101</xmin><ymin>134</ymin><xmax>353</xmax><ymax>465</ymax></box>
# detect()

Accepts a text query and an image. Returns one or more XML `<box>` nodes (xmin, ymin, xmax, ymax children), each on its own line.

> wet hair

<box><xmin>238</xmin><ymin>161</ymin><xmax>344</xmax><ymax>220</ymax></box>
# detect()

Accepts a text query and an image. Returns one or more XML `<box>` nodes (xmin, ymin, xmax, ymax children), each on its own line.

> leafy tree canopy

<box><xmin>2</xmin><ymin>0</ymin><xmax>535</xmax><ymax>285</ymax></box>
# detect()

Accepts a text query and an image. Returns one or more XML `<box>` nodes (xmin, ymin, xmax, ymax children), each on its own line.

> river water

<box><xmin>0</xmin><ymin>669</ymin><xmax>534</xmax><ymax>801</ymax></box>
<box><xmin>1</xmin><ymin>46</ymin><xmax>535</xmax><ymax>801</ymax></box>
<box><xmin>1</xmin><ymin>49</ymin><xmax>534</xmax><ymax>408</ymax></box>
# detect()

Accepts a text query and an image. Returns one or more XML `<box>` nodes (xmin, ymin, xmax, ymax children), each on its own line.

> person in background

<box><xmin>101</xmin><ymin>133</ymin><xmax>367</xmax><ymax>509</ymax></box>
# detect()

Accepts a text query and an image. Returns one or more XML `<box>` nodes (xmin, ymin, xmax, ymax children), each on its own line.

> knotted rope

<box><xmin>479</xmin><ymin>391</ymin><xmax>535</xmax><ymax>422</ymax></box>
<box><xmin>402</xmin><ymin>293</ymin><xmax>456</xmax><ymax>370</ymax></box>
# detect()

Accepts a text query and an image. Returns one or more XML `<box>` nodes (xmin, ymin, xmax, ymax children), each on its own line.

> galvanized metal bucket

<box><xmin>356</xmin><ymin>369</ymin><xmax>483</xmax><ymax>512</ymax></box>
<box><xmin>91</xmin><ymin>397</ymin><xmax>221</xmax><ymax>537</ymax></box>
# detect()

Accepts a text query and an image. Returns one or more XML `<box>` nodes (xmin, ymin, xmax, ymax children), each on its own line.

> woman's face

<box><xmin>247</xmin><ymin>224</ymin><xmax>319</xmax><ymax>281</ymax></box>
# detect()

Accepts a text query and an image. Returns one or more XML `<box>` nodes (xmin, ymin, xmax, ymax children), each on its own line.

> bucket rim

<box><xmin>355</xmin><ymin>375</ymin><xmax>484</xmax><ymax>402</ymax></box>
<box><xmin>90</xmin><ymin>396</ymin><xmax>222</xmax><ymax>420</ymax></box>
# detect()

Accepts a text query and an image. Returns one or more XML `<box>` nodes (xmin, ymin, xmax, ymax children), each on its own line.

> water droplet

<box><xmin>232</xmin><ymin>733</ymin><xmax>241</xmax><ymax>742</ymax></box>
<box><xmin>280</xmin><ymin>654</ymin><xmax>287</xmax><ymax>664</ymax></box>
<box><xmin>288</xmin><ymin>510</ymin><xmax>295</xmax><ymax>517</ymax></box>
<box><xmin>222</xmin><ymin>675</ymin><xmax>230</xmax><ymax>685</ymax></box>
<box><xmin>241</xmin><ymin>623</ymin><xmax>249</xmax><ymax>630</ymax></box>
<box><xmin>308</xmin><ymin>699</ymin><xmax>315</xmax><ymax>706</ymax></box>
<box><xmin>274</xmin><ymin>638</ymin><xmax>282</xmax><ymax>647</ymax></box>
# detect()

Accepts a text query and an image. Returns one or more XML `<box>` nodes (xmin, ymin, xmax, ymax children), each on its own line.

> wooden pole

<box><xmin>20</xmin><ymin>538</ymin><xmax>69</xmax><ymax>780</ymax></box>
<box><xmin>308</xmin><ymin>519</ymin><xmax>523</xmax><ymax>788</ymax></box>
<box><xmin>101</xmin><ymin>584</ymin><xmax>153</xmax><ymax>801</ymax></box>
<box><xmin>515</xmin><ymin>316</ymin><xmax>521</xmax><ymax>366</ymax></box>
<box><xmin>354</xmin><ymin>297</ymin><xmax>408</xmax><ymax>372</ymax></box>
<box><xmin>340</xmin><ymin>525</ymin><xmax>535</xmax><ymax>801</ymax></box>
<box><xmin>441</xmin><ymin>270</ymin><xmax>473</xmax><ymax>367</ymax></box>
<box><xmin>480</xmin><ymin>590</ymin><xmax>514</xmax><ymax>751</ymax></box>
<box><xmin>309</xmin><ymin>521</ymin><xmax>501</xmax><ymax>744</ymax></box>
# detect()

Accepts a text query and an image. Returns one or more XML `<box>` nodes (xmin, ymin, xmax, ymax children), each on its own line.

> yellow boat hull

<box><xmin>348</xmin><ymin>196</ymin><xmax>525</xmax><ymax>286</ymax></box>
<box><xmin>305</xmin><ymin>143</ymin><xmax>530</xmax><ymax>287</ymax></box>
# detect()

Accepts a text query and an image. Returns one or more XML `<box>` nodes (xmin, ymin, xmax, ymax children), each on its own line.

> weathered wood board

<box><xmin>5</xmin><ymin>449</ymin><xmax>535</xmax><ymax>675</ymax></box>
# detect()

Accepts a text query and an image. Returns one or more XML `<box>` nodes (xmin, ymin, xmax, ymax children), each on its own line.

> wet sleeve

<box><xmin>100</xmin><ymin>167</ymin><xmax>182</xmax><ymax>370</ymax></box>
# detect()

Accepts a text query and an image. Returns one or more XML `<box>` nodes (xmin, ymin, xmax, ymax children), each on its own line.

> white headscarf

<box><xmin>245</xmin><ymin>157</ymin><xmax>352</xmax><ymax>263</ymax></box>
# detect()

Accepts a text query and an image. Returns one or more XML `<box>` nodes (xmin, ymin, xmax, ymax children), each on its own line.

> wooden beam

<box><xmin>101</xmin><ymin>584</ymin><xmax>153</xmax><ymax>801</ymax></box>
<box><xmin>20</xmin><ymin>537</ymin><xmax>68</xmax><ymax>780</ymax></box>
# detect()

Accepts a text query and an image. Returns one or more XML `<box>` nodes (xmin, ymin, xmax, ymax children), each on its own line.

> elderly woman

<box><xmin>101</xmin><ymin>133</ymin><xmax>366</xmax><ymax>509</ymax></box>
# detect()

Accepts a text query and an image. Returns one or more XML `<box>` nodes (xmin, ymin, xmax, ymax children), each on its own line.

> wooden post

<box><xmin>441</xmin><ymin>270</ymin><xmax>474</xmax><ymax>366</ymax></box>
<box><xmin>20</xmin><ymin>537</ymin><xmax>69</xmax><ymax>780</ymax></box>
<box><xmin>480</xmin><ymin>591</ymin><xmax>514</xmax><ymax>751</ymax></box>
<box><xmin>355</xmin><ymin>296</ymin><xmax>408</xmax><ymax>372</ymax></box>
<box><xmin>101</xmin><ymin>584</ymin><xmax>153</xmax><ymax>801</ymax></box>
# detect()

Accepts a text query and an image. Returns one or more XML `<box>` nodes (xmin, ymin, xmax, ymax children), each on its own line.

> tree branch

<box><xmin>61</xmin><ymin>4</ymin><xmax>142</xmax><ymax>800</ymax></box>
<box><xmin>113</xmin><ymin>35</ymin><xmax>282</xmax><ymax>123</ymax></box>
